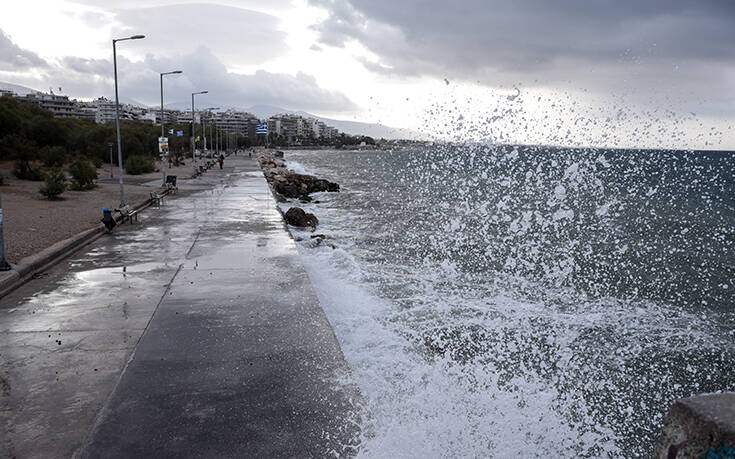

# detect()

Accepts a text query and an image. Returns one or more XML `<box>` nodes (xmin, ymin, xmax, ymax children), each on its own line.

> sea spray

<box><xmin>284</xmin><ymin>146</ymin><xmax>734</xmax><ymax>457</ymax></box>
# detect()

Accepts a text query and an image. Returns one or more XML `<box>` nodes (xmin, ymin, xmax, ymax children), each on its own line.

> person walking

<box><xmin>218</xmin><ymin>153</ymin><xmax>224</xmax><ymax>169</ymax></box>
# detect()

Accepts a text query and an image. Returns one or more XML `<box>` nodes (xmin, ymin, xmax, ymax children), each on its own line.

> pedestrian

<box><xmin>218</xmin><ymin>153</ymin><xmax>224</xmax><ymax>169</ymax></box>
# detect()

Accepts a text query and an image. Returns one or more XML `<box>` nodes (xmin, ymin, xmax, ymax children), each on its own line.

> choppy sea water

<box><xmin>281</xmin><ymin>146</ymin><xmax>735</xmax><ymax>458</ymax></box>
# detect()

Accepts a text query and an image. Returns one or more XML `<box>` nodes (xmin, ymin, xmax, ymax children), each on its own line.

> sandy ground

<box><xmin>0</xmin><ymin>160</ymin><xmax>196</xmax><ymax>263</ymax></box>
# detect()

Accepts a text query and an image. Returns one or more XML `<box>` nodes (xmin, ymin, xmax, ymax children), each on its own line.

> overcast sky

<box><xmin>1</xmin><ymin>1</ymin><xmax>734</xmax><ymax>148</ymax></box>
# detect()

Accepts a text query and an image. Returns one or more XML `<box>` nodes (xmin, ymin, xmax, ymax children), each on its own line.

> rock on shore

<box><xmin>284</xmin><ymin>207</ymin><xmax>318</xmax><ymax>228</ymax></box>
<box><xmin>257</xmin><ymin>150</ymin><xmax>339</xmax><ymax>202</ymax></box>
<box><xmin>257</xmin><ymin>150</ymin><xmax>340</xmax><ymax>230</ymax></box>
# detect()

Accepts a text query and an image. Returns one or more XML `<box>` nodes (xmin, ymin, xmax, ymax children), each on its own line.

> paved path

<box><xmin>0</xmin><ymin>155</ymin><xmax>362</xmax><ymax>458</ymax></box>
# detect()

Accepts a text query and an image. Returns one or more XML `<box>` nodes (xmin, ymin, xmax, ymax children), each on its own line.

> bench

<box><xmin>115</xmin><ymin>205</ymin><xmax>138</xmax><ymax>224</ymax></box>
<box><xmin>165</xmin><ymin>175</ymin><xmax>178</xmax><ymax>194</ymax></box>
<box><xmin>150</xmin><ymin>192</ymin><xmax>164</xmax><ymax>207</ymax></box>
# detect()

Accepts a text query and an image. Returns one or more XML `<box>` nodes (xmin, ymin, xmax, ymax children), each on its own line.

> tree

<box><xmin>69</xmin><ymin>158</ymin><xmax>98</xmax><ymax>190</ymax></box>
<box><xmin>39</xmin><ymin>169</ymin><xmax>66</xmax><ymax>199</ymax></box>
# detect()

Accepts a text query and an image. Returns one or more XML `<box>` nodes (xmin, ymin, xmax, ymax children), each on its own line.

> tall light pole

<box><xmin>0</xmin><ymin>194</ymin><xmax>12</xmax><ymax>271</ymax></box>
<box><xmin>112</xmin><ymin>34</ymin><xmax>145</xmax><ymax>207</ymax></box>
<box><xmin>205</xmin><ymin>107</ymin><xmax>219</xmax><ymax>156</ymax></box>
<box><xmin>191</xmin><ymin>90</ymin><xmax>208</xmax><ymax>176</ymax></box>
<box><xmin>108</xmin><ymin>142</ymin><xmax>114</xmax><ymax>178</ymax></box>
<box><xmin>160</xmin><ymin>70</ymin><xmax>183</xmax><ymax>186</ymax></box>
<box><xmin>202</xmin><ymin>113</ymin><xmax>207</xmax><ymax>153</ymax></box>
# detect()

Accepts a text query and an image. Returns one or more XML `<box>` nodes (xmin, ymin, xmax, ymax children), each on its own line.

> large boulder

<box><xmin>290</xmin><ymin>174</ymin><xmax>340</xmax><ymax>194</ymax></box>
<box><xmin>284</xmin><ymin>207</ymin><xmax>318</xmax><ymax>228</ymax></box>
<box><xmin>274</xmin><ymin>183</ymin><xmax>303</xmax><ymax>198</ymax></box>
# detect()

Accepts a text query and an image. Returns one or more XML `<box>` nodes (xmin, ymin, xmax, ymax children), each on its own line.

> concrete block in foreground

<box><xmin>655</xmin><ymin>393</ymin><xmax>735</xmax><ymax>459</ymax></box>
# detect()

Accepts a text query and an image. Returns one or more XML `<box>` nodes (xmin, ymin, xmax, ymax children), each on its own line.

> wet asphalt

<box><xmin>0</xmin><ymin>154</ymin><xmax>362</xmax><ymax>458</ymax></box>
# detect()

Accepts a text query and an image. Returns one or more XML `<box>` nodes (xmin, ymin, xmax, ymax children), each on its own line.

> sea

<box><xmin>280</xmin><ymin>145</ymin><xmax>734</xmax><ymax>458</ymax></box>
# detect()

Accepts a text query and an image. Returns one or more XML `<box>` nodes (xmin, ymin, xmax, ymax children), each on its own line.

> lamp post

<box><xmin>112</xmin><ymin>34</ymin><xmax>145</xmax><ymax>207</ymax></box>
<box><xmin>108</xmin><ymin>142</ymin><xmax>114</xmax><ymax>178</ymax></box>
<box><xmin>191</xmin><ymin>90</ymin><xmax>208</xmax><ymax>176</ymax></box>
<box><xmin>160</xmin><ymin>70</ymin><xmax>183</xmax><ymax>186</ymax></box>
<box><xmin>205</xmin><ymin>107</ymin><xmax>219</xmax><ymax>157</ymax></box>
<box><xmin>0</xmin><ymin>194</ymin><xmax>12</xmax><ymax>271</ymax></box>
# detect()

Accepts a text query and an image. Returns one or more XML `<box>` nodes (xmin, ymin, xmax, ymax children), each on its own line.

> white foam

<box><xmin>286</xmin><ymin>160</ymin><xmax>312</xmax><ymax>175</ymax></box>
<box><xmin>295</xmin><ymin>242</ymin><xmax>628</xmax><ymax>457</ymax></box>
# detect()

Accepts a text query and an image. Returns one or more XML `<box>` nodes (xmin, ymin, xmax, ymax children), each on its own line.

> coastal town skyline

<box><xmin>1</xmin><ymin>1</ymin><xmax>735</xmax><ymax>149</ymax></box>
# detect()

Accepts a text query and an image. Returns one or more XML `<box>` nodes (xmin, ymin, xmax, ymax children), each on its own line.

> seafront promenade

<box><xmin>0</xmin><ymin>154</ymin><xmax>362</xmax><ymax>457</ymax></box>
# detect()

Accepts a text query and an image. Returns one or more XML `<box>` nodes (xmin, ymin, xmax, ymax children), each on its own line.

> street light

<box><xmin>191</xmin><ymin>90</ymin><xmax>208</xmax><ymax>176</ymax></box>
<box><xmin>112</xmin><ymin>34</ymin><xmax>145</xmax><ymax>207</ymax></box>
<box><xmin>0</xmin><ymin>194</ymin><xmax>12</xmax><ymax>271</ymax></box>
<box><xmin>160</xmin><ymin>70</ymin><xmax>183</xmax><ymax>186</ymax></box>
<box><xmin>107</xmin><ymin>142</ymin><xmax>114</xmax><ymax>178</ymax></box>
<box><xmin>204</xmin><ymin>107</ymin><xmax>220</xmax><ymax>156</ymax></box>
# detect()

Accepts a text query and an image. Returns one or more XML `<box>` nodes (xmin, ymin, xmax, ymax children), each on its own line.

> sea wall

<box><xmin>655</xmin><ymin>393</ymin><xmax>735</xmax><ymax>458</ymax></box>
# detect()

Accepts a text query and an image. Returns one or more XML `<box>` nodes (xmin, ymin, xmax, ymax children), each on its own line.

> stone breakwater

<box><xmin>257</xmin><ymin>149</ymin><xmax>340</xmax><ymax>228</ymax></box>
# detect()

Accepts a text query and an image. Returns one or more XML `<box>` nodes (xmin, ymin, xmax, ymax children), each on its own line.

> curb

<box><xmin>0</xmin><ymin>194</ymin><xmax>165</xmax><ymax>300</ymax></box>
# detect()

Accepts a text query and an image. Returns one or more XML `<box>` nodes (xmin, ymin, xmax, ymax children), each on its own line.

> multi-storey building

<box><xmin>266</xmin><ymin>114</ymin><xmax>339</xmax><ymax>143</ymax></box>
<box><xmin>94</xmin><ymin>97</ymin><xmax>117</xmax><ymax>124</ymax></box>
<box><xmin>267</xmin><ymin>118</ymin><xmax>282</xmax><ymax>136</ymax></box>
<box><xmin>154</xmin><ymin>109</ymin><xmax>183</xmax><ymax>126</ymax></box>
<box><xmin>211</xmin><ymin>110</ymin><xmax>259</xmax><ymax>136</ymax></box>
<box><xmin>18</xmin><ymin>92</ymin><xmax>77</xmax><ymax>117</ymax></box>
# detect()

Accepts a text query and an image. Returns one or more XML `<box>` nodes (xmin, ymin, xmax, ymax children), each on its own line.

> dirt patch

<box><xmin>0</xmin><ymin>161</ymin><xmax>194</xmax><ymax>263</ymax></box>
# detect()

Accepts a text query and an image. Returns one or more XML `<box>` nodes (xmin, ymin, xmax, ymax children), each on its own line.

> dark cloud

<box><xmin>0</xmin><ymin>30</ymin><xmax>48</xmax><ymax>70</ymax></box>
<box><xmin>309</xmin><ymin>0</ymin><xmax>735</xmax><ymax>89</ymax></box>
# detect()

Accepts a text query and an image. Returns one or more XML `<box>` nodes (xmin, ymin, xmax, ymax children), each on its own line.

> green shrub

<box><xmin>12</xmin><ymin>160</ymin><xmax>42</xmax><ymax>181</ymax></box>
<box><xmin>92</xmin><ymin>156</ymin><xmax>104</xmax><ymax>168</ymax></box>
<box><xmin>124</xmin><ymin>155</ymin><xmax>154</xmax><ymax>175</ymax></box>
<box><xmin>39</xmin><ymin>169</ymin><xmax>66</xmax><ymax>199</ymax></box>
<box><xmin>39</xmin><ymin>145</ymin><xmax>67</xmax><ymax>168</ymax></box>
<box><xmin>69</xmin><ymin>158</ymin><xmax>98</xmax><ymax>190</ymax></box>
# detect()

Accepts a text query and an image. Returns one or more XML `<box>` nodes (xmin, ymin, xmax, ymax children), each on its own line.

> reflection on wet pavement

<box><xmin>1</xmin><ymin>155</ymin><xmax>362</xmax><ymax>458</ymax></box>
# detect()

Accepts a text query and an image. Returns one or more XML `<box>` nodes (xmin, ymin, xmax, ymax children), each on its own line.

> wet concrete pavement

<box><xmin>0</xmin><ymin>155</ymin><xmax>362</xmax><ymax>458</ymax></box>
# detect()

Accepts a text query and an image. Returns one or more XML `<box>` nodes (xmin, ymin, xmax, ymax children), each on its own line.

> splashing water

<box><xmin>285</xmin><ymin>145</ymin><xmax>735</xmax><ymax>457</ymax></box>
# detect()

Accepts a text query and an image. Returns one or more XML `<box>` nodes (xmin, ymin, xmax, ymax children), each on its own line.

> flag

<box><xmin>168</xmin><ymin>128</ymin><xmax>174</xmax><ymax>135</ymax></box>
<box><xmin>176</xmin><ymin>130</ymin><xmax>183</xmax><ymax>137</ymax></box>
<box><xmin>256</xmin><ymin>122</ymin><xmax>268</xmax><ymax>135</ymax></box>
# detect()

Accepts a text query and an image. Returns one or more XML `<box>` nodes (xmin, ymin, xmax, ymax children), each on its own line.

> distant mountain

<box><xmin>245</xmin><ymin>104</ymin><xmax>291</xmax><ymax>118</ymax></box>
<box><xmin>0</xmin><ymin>81</ymin><xmax>40</xmax><ymax>96</ymax></box>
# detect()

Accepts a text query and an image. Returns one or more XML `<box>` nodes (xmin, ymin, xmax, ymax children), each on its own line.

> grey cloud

<box><xmin>0</xmin><ymin>30</ymin><xmax>48</xmax><ymax>70</ymax></box>
<box><xmin>72</xmin><ymin>0</ymin><xmax>294</xmax><ymax>13</ymax></box>
<box><xmin>61</xmin><ymin>56</ymin><xmax>110</xmax><ymax>75</ymax></box>
<box><xmin>112</xmin><ymin>4</ymin><xmax>288</xmax><ymax>67</ymax></box>
<box><xmin>17</xmin><ymin>46</ymin><xmax>357</xmax><ymax>114</ymax></box>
